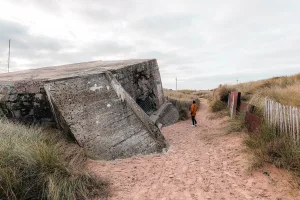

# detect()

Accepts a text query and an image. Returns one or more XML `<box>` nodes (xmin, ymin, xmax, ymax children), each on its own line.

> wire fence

<box><xmin>265</xmin><ymin>98</ymin><xmax>300</xmax><ymax>144</ymax></box>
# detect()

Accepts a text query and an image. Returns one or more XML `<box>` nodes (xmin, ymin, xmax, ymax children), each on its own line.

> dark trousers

<box><xmin>192</xmin><ymin>116</ymin><xmax>197</xmax><ymax>125</ymax></box>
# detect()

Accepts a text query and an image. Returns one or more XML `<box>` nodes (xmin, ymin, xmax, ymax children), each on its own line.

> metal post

<box><xmin>176</xmin><ymin>76</ymin><xmax>177</xmax><ymax>91</ymax></box>
<box><xmin>8</xmin><ymin>39</ymin><xmax>11</xmax><ymax>72</ymax></box>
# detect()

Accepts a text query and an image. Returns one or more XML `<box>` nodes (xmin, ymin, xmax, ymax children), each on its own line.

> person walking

<box><xmin>190</xmin><ymin>100</ymin><xmax>198</xmax><ymax>127</ymax></box>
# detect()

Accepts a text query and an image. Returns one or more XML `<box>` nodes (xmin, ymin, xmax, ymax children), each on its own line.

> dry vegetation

<box><xmin>245</xmin><ymin>124</ymin><xmax>300</xmax><ymax>180</ymax></box>
<box><xmin>226</xmin><ymin>113</ymin><xmax>246</xmax><ymax>133</ymax></box>
<box><xmin>164</xmin><ymin>89</ymin><xmax>198</xmax><ymax>101</ymax></box>
<box><xmin>210</xmin><ymin>100</ymin><xmax>227</xmax><ymax>113</ymax></box>
<box><xmin>0</xmin><ymin>120</ymin><xmax>108</xmax><ymax>200</ymax></box>
<box><xmin>213</xmin><ymin>73</ymin><xmax>300</xmax><ymax>115</ymax></box>
<box><xmin>212</xmin><ymin>73</ymin><xmax>300</xmax><ymax>180</ymax></box>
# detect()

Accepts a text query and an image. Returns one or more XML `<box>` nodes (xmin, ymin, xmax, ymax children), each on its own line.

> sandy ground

<box><xmin>88</xmin><ymin>99</ymin><xmax>300</xmax><ymax>200</ymax></box>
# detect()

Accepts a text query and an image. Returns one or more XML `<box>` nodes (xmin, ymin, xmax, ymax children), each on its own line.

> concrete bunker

<box><xmin>0</xmin><ymin>59</ymin><xmax>179</xmax><ymax>160</ymax></box>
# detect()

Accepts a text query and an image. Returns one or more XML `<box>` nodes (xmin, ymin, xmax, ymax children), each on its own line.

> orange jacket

<box><xmin>190</xmin><ymin>104</ymin><xmax>197</xmax><ymax>116</ymax></box>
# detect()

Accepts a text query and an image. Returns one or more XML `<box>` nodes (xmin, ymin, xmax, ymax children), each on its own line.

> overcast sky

<box><xmin>0</xmin><ymin>0</ymin><xmax>300</xmax><ymax>89</ymax></box>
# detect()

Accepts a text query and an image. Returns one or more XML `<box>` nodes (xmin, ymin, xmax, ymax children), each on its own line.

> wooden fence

<box><xmin>265</xmin><ymin>98</ymin><xmax>300</xmax><ymax>144</ymax></box>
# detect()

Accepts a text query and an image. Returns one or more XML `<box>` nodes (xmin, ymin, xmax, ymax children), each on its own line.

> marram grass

<box><xmin>0</xmin><ymin>120</ymin><xmax>108</xmax><ymax>200</ymax></box>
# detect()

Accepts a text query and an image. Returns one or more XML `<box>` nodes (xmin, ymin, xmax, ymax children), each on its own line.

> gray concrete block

<box><xmin>151</xmin><ymin>101</ymin><xmax>179</xmax><ymax>127</ymax></box>
<box><xmin>0</xmin><ymin>59</ymin><xmax>176</xmax><ymax>160</ymax></box>
<box><xmin>45</xmin><ymin>72</ymin><xmax>167</xmax><ymax>160</ymax></box>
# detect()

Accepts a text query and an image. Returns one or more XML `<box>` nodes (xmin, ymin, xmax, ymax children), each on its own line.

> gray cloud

<box><xmin>0</xmin><ymin>19</ymin><xmax>74</xmax><ymax>71</ymax></box>
<box><xmin>1</xmin><ymin>0</ymin><xmax>300</xmax><ymax>89</ymax></box>
<box><xmin>0</xmin><ymin>18</ymin><xmax>135</xmax><ymax>71</ymax></box>
<box><xmin>7</xmin><ymin>0</ymin><xmax>62</xmax><ymax>14</ymax></box>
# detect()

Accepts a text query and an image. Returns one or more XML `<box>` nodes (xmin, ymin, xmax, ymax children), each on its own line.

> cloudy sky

<box><xmin>0</xmin><ymin>0</ymin><xmax>300</xmax><ymax>89</ymax></box>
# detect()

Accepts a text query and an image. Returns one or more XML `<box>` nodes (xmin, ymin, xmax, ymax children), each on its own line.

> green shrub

<box><xmin>245</xmin><ymin>123</ymin><xmax>300</xmax><ymax>178</ymax></box>
<box><xmin>210</xmin><ymin>100</ymin><xmax>227</xmax><ymax>112</ymax></box>
<box><xmin>0</xmin><ymin>121</ymin><xmax>108</xmax><ymax>200</ymax></box>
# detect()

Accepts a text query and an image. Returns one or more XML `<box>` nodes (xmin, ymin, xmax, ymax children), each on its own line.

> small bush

<box><xmin>210</xmin><ymin>100</ymin><xmax>227</xmax><ymax>112</ymax></box>
<box><xmin>0</xmin><ymin>121</ymin><xmax>108</xmax><ymax>200</ymax></box>
<box><xmin>245</xmin><ymin>123</ymin><xmax>300</xmax><ymax>178</ymax></box>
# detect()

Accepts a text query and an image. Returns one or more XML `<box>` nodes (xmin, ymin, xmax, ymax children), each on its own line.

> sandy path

<box><xmin>88</xmin><ymin>99</ymin><xmax>300</xmax><ymax>200</ymax></box>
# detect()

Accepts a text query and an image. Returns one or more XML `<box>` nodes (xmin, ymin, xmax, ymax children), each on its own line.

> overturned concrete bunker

<box><xmin>0</xmin><ymin>59</ymin><xmax>179</xmax><ymax>160</ymax></box>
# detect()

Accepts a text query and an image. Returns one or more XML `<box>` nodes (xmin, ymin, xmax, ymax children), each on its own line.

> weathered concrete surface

<box><xmin>106</xmin><ymin>72</ymin><xmax>165</xmax><ymax>142</ymax></box>
<box><xmin>0</xmin><ymin>59</ymin><xmax>174</xmax><ymax>160</ymax></box>
<box><xmin>0</xmin><ymin>59</ymin><xmax>164</xmax><ymax>116</ymax></box>
<box><xmin>112</xmin><ymin>60</ymin><xmax>164</xmax><ymax>114</ymax></box>
<box><xmin>0</xmin><ymin>84</ymin><xmax>54</xmax><ymax>125</ymax></box>
<box><xmin>44</xmin><ymin>73</ymin><xmax>166</xmax><ymax>159</ymax></box>
<box><xmin>0</xmin><ymin>60</ymin><xmax>151</xmax><ymax>84</ymax></box>
<box><xmin>150</xmin><ymin>101</ymin><xmax>179</xmax><ymax>127</ymax></box>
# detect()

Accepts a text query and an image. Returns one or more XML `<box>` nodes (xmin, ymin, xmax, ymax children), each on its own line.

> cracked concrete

<box><xmin>0</xmin><ymin>59</ymin><xmax>178</xmax><ymax>160</ymax></box>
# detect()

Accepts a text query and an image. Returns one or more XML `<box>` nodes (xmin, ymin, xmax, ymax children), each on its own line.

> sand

<box><xmin>88</xmin><ymin>99</ymin><xmax>300</xmax><ymax>200</ymax></box>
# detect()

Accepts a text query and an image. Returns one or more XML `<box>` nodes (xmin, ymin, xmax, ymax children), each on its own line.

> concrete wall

<box><xmin>44</xmin><ymin>73</ymin><xmax>167</xmax><ymax>160</ymax></box>
<box><xmin>150</xmin><ymin>101</ymin><xmax>179</xmax><ymax>127</ymax></box>
<box><xmin>0</xmin><ymin>84</ymin><xmax>54</xmax><ymax>126</ymax></box>
<box><xmin>112</xmin><ymin>60</ymin><xmax>164</xmax><ymax>115</ymax></box>
<box><xmin>0</xmin><ymin>60</ymin><xmax>164</xmax><ymax>125</ymax></box>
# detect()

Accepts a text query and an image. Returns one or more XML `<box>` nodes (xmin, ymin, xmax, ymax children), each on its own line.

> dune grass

<box><xmin>213</xmin><ymin>73</ymin><xmax>300</xmax><ymax>115</ymax></box>
<box><xmin>226</xmin><ymin>113</ymin><xmax>246</xmax><ymax>133</ymax></box>
<box><xmin>212</xmin><ymin>73</ymin><xmax>300</xmax><ymax>179</ymax></box>
<box><xmin>0</xmin><ymin>120</ymin><xmax>108</xmax><ymax>200</ymax></box>
<box><xmin>164</xmin><ymin>90</ymin><xmax>198</xmax><ymax>102</ymax></box>
<box><xmin>245</xmin><ymin>123</ymin><xmax>300</xmax><ymax>179</ymax></box>
<box><xmin>209</xmin><ymin>100</ymin><xmax>227</xmax><ymax>113</ymax></box>
<box><xmin>177</xmin><ymin>89</ymin><xmax>195</xmax><ymax>95</ymax></box>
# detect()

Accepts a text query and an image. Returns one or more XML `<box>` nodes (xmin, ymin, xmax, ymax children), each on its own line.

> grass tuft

<box><xmin>226</xmin><ymin>113</ymin><xmax>245</xmax><ymax>133</ymax></box>
<box><xmin>0</xmin><ymin>120</ymin><xmax>108</xmax><ymax>200</ymax></box>
<box><xmin>245</xmin><ymin>123</ymin><xmax>300</xmax><ymax>179</ymax></box>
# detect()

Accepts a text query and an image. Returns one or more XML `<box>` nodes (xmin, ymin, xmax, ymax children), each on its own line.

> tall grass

<box><xmin>177</xmin><ymin>89</ymin><xmax>195</xmax><ymax>94</ymax></box>
<box><xmin>0</xmin><ymin>120</ymin><xmax>108</xmax><ymax>200</ymax></box>
<box><xmin>245</xmin><ymin>123</ymin><xmax>300</xmax><ymax>178</ymax></box>
<box><xmin>214</xmin><ymin>73</ymin><xmax>300</xmax><ymax>115</ymax></box>
<box><xmin>214</xmin><ymin>73</ymin><xmax>300</xmax><ymax>179</ymax></box>
<box><xmin>164</xmin><ymin>90</ymin><xmax>197</xmax><ymax>102</ymax></box>
<box><xmin>227</xmin><ymin>113</ymin><xmax>245</xmax><ymax>133</ymax></box>
<box><xmin>211</xmin><ymin>85</ymin><xmax>236</xmax><ymax>103</ymax></box>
